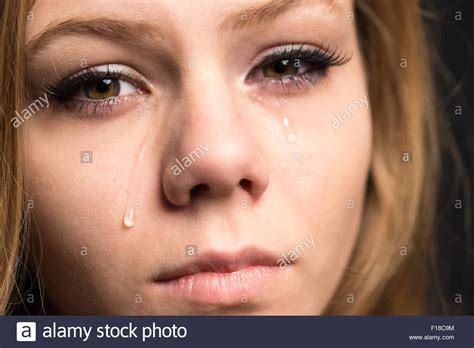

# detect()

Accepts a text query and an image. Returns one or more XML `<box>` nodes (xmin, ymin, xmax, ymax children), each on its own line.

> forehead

<box><xmin>27</xmin><ymin>0</ymin><xmax>353</xmax><ymax>42</ymax></box>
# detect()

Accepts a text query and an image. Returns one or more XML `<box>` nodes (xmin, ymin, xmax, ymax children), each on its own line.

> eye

<box><xmin>262</xmin><ymin>58</ymin><xmax>311</xmax><ymax>79</ymax></box>
<box><xmin>248</xmin><ymin>44</ymin><xmax>351</xmax><ymax>91</ymax></box>
<box><xmin>44</xmin><ymin>64</ymin><xmax>149</xmax><ymax>117</ymax></box>
<box><xmin>263</xmin><ymin>59</ymin><xmax>297</xmax><ymax>78</ymax></box>
<box><xmin>82</xmin><ymin>78</ymin><xmax>135</xmax><ymax>101</ymax></box>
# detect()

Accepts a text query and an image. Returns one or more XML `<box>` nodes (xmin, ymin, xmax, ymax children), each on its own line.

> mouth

<box><xmin>153</xmin><ymin>247</ymin><xmax>284</xmax><ymax>306</ymax></box>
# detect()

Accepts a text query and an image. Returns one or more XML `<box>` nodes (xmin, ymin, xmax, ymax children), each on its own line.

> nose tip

<box><xmin>162</xmin><ymin>135</ymin><xmax>269</xmax><ymax>207</ymax></box>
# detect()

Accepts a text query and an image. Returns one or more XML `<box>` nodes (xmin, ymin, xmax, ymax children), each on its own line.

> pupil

<box><xmin>96</xmin><ymin>79</ymin><xmax>112</xmax><ymax>93</ymax></box>
<box><xmin>274</xmin><ymin>60</ymin><xmax>290</xmax><ymax>74</ymax></box>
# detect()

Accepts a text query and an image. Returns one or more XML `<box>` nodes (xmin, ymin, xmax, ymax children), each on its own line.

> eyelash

<box><xmin>44</xmin><ymin>65</ymin><xmax>146</xmax><ymax>118</ymax></box>
<box><xmin>43</xmin><ymin>44</ymin><xmax>351</xmax><ymax>117</ymax></box>
<box><xmin>249</xmin><ymin>43</ymin><xmax>351</xmax><ymax>91</ymax></box>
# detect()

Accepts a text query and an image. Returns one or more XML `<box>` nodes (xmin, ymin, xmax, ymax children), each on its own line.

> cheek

<box><xmin>25</xmin><ymin>110</ymin><xmax>156</xmax><ymax>227</ymax></box>
<box><xmin>25</xmin><ymin>116</ymin><xmax>151</xmax><ymax>312</ymax></box>
<box><xmin>288</xmin><ymin>106</ymin><xmax>371</xmax><ymax>312</ymax></box>
<box><xmin>302</xmin><ymin>106</ymin><xmax>372</xmax><ymax>300</ymax></box>
<box><xmin>253</xmin><ymin>72</ymin><xmax>372</xmax><ymax>310</ymax></box>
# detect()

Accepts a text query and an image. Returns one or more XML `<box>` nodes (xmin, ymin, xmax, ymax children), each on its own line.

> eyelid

<box><xmin>66</xmin><ymin>64</ymin><xmax>147</xmax><ymax>84</ymax></box>
<box><xmin>251</xmin><ymin>43</ymin><xmax>306</xmax><ymax>67</ymax></box>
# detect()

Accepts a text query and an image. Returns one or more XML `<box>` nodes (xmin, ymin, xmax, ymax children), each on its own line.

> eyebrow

<box><xmin>220</xmin><ymin>0</ymin><xmax>344</xmax><ymax>32</ymax></box>
<box><xmin>26</xmin><ymin>0</ymin><xmax>343</xmax><ymax>59</ymax></box>
<box><xmin>26</xmin><ymin>18</ymin><xmax>162</xmax><ymax>60</ymax></box>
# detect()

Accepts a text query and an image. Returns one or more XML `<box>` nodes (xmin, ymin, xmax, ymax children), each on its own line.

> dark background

<box><xmin>423</xmin><ymin>0</ymin><xmax>473</xmax><ymax>314</ymax></box>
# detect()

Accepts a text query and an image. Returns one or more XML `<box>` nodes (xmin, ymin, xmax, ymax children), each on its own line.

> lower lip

<box><xmin>157</xmin><ymin>265</ymin><xmax>281</xmax><ymax>305</ymax></box>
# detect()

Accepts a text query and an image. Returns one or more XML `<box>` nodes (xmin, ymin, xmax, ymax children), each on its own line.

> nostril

<box><xmin>190</xmin><ymin>183</ymin><xmax>209</xmax><ymax>198</ymax></box>
<box><xmin>239</xmin><ymin>179</ymin><xmax>252</xmax><ymax>192</ymax></box>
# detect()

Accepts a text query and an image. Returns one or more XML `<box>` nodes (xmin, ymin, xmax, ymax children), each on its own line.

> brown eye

<box><xmin>263</xmin><ymin>59</ymin><xmax>300</xmax><ymax>78</ymax></box>
<box><xmin>84</xmin><ymin>79</ymin><xmax>120</xmax><ymax>100</ymax></box>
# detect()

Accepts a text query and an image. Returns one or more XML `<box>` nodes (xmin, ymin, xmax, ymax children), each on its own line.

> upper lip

<box><xmin>154</xmin><ymin>247</ymin><xmax>280</xmax><ymax>282</ymax></box>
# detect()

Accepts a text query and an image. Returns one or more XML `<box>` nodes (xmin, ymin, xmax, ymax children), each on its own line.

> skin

<box><xmin>24</xmin><ymin>0</ymin><xmax>372</xmax><ymax>314</ymax></box>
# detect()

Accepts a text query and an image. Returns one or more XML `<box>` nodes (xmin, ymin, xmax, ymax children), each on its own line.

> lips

<box><xmin>154</xmin><ymin>248</ymin><xmax>284</xmax><ymax>306</ymax></box>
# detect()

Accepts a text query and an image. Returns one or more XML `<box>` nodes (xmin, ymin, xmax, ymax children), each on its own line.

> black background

<box><xmin>423</xmin><ymin>0</ymin><xmax>473</xmax><ymax>314</ymax></box>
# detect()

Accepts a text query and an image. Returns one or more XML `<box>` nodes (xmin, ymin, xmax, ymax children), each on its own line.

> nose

<box><xmin>161</xmin><ymin>75</ymin><xmax>269</xmax><ymax>207</ymax></box>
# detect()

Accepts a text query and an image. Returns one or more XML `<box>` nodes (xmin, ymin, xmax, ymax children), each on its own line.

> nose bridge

<box><xmin>184</xmin><ymin>64</ymin><xmax>236</xmax><ymax>141</ymax></box>
<box><xmin>161</xmin><ymin>62</ymin><xmax>269</xmax><ymax>206</ymax></box>
<box><xmin>174</xmin><ymin>61</ymin><xmax>241</xmax><ymax>164</ymax></box>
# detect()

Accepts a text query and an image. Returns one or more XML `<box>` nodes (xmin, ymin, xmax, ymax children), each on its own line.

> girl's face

<box><xmin>25</xmin><ymin>0</ymin><xmax>372</xmax><ymax>314</ymax></box>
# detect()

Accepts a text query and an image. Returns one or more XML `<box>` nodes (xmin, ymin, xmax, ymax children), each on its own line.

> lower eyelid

<box><xmin>248</xmin><ymin>67</ymin><xmax>320</xmax><ymax>83</ymax></box>
<box><xmin>64</xmin><ymin>95</ymin><xmax>140</xmax><ymax>119</ymax></box>
<box><xmin>252</xmin><ymin>72</ymin><xmax>321</xmax><ymax>94</ymax></box>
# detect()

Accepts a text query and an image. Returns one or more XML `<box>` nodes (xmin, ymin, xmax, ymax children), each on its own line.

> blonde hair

<box><xmin>0</xmin><ymin>0</ymin><xmax>441</xmax><ymax>314</ymax></box>
<box><xmin>326</xmin><ymin>0</ymin><xmax>440</xmax><ymax>314</ymax></box>
<box><xmin>0</xmin><ymin>0</ymin><xmax>30</xmax><ymax>314</ymax></box>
